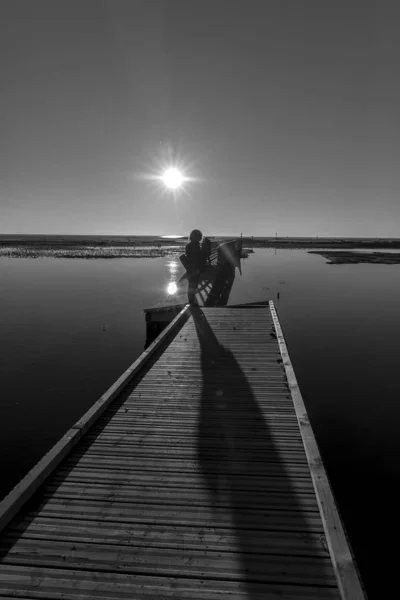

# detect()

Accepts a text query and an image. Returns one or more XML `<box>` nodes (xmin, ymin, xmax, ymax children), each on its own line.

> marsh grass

<box><xmin>0</xmin><ymin>245</ymin><xmax>184</xmax><ymax>259</ymax></box>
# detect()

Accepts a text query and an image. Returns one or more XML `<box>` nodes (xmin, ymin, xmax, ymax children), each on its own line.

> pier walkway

<box><xmin>0</xmin><ymin>304</ymin><xmax>365</xmax><ymax>599</ymax></box>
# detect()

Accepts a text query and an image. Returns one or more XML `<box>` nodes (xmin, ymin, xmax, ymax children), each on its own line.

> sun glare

<box><xmin>162</xmin><ymin>168</ymin><xmax>184</xmax><ymax>189</ymax></box>
<box><xmin>167</xmin><ymin>282</ymin><xmax>178</xmax><ymax>295</ymax></box>
<box><xmin>135</xmin><ymin>145</ymin><xmax>199</xmax><ymax>198</ymax></box>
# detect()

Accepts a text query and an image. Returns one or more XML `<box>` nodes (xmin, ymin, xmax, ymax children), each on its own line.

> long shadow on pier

<box><xmin>191</xmin><ymin>307</ymin><xmax>322</xmax><ymax>597</ymax></box>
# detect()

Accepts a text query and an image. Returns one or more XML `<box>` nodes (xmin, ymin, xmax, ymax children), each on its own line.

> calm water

<box><xmin>1</xmin><ymin>248</ymin><xmax>400</xmax><ymax>596</ymax></box>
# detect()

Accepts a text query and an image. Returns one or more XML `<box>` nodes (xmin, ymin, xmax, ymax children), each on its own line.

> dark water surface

<box><xmin>1</xmin><ymin>248</ymin><xmax>399</xmax><ymax>597</ymax></box>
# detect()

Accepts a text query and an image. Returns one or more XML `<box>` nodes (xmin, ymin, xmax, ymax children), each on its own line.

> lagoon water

<box><xmin>1</xmin><ymin>248</ymin><xmax>400</xmax><ymax>596</ymax></box>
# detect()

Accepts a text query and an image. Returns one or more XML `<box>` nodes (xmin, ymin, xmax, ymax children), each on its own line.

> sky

<box><xmin>1</xmin><ymin>0</ymin><xmax>399</xmax><ymax>237</ymax></box>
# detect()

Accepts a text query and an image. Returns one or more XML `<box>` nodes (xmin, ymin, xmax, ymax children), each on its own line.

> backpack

<box><xmin>179</xmin><ymin>253</ymin><xmax>188</xmax><ymax>270</ymax></box>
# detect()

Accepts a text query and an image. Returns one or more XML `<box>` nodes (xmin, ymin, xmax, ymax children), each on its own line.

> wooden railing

<box><xmin>208</xmin><ymin>239</ymin><xmax>241</xmax><ymax>267</ymax></box>
<box><xmin>216</xmin><ymin>239</ymin><xmax>242</xmax><ymax>268</ymax></box>
<box><xmin>209</xmin><ymin>245</ymin><xmax>219</xmax><ymax>266</ymax></box>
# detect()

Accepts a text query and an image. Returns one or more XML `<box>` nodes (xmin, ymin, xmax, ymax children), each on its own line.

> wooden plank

<box><xmin>73</xmin><ymin>446</ymin><xmax>310</xmax><ymax>464</ymax></box>
<box><xmin>269</xmin><ymin>301</ymin><xmax>366</xmax><ymax>600</ymax></box>
<box><xmin>85</xmin><ymin>416</ymin><xmax>299</xmax><ymax>427</ymax></box>
<box><xmin>126</xmin><ymin>385</ymin><xmax>291</xmax><ymax>393</ymax></box>
<box><xmin>50</xmin><ymin>466</ymin><xmax>314</xmax><ymax>485</ymax></box>
<box><xmin>62</xmin><ymin>455</ymin><xmax>312</xmax><ymax>474</ymax></box>
<box><xmin>117</xmin><ymin>399</ymin><xmax>293</xmax><ymax>407</ymax></box>
<box><xmin>37</xmin><ymin>499</ymin><xmax>318</xmax><ymax>519</ymax></box>
<box><xmin>104</xmin><ymin>402</ymin><xmax>293</xmax><ymax>410</ymax></box>
<box><xmin>30</xmin><ymin>498</ymin><xmax>325</xmax><ymax>531</ymax></box>
<box><xmin>0</xmin><ymin>565</ymin><xmax>341</xmax><ymax>599</ymax></box>
<box><xmin>103</xmin><ymin>403</ymin><xmax>296</xmax><ymax>413</ymax></box>
<box><xmin>42</xmin><ymin>484</ymin><xmax>316</xmax><ymax>505</ymax></box>
<box><xmin>0</xmin><ymin>305</ymin><xmax>190</xmax><ymax>535</ymax></box>
<box><xmin>227</xmin><ymin>301</ymin><xmax>272</xmax><ymax>308</ymax></box>
<box><xmin>132</xmin><ymin>363</ymin><xmax>283</xmax><ymax>369</ymax></box>
<box><xmin>141</xmin><ymin>366</ymin><xmax>286</xmax><ymax>372</ymax></box>
<box><xmin>123</xmin><ymin>390</ymin><xmax>291</xmax><ymax>397</ymax></box>
<box><xmin>95</xmin><ymin>413</ymin><xmax>304</xmax><ymax>422</ymax></box>
<box><xmin>170</xmin><ymin>340</ymin><xmax>277</xmax><ymax>346</ymax></box>
<box><xmin>90</xmin><ymin>416</ymin><xmax>301</xmax><ymax>427</ymax></box>
<box><xmin>128</xmin><ymin>382</ymin><xmax>289</xmax><ymax>389</ymax></box>
<box><xmin>101</xmin><ymin>413</ymin><xmax>296</xmax><ymax>422</ymax></box>
<box><xmin>84</xmin><ymin>424</ymin><xmax>303</xmax><ymax>436</ymax></box>
<box><xmin>98</xmin><ymin>414</ymin><xmax>297</xmax><ymax>423</ymax></box>
<box><xmin>141</xmin><ymin>364</ymin><xmax>283</xmax><ymax>370</ymax></box>
<box><xmin>41</xmin><ymin>484</ymin><xmax>318</xmax><ymax>509</ymax></box>
<box><xmin>80</xmin><ymin>436</ymin><xmax>306</xmax><ymax>450</ymax></box>
<box><xmin>147</xmin><ymin>361</ymin><xmax>282</xmax><ymax>367</ymax></box>
<box><xmin>42</xmin><ymin>488</ymin><xmax>317</xmax><ymax>511</ymax></box>
<box><xmin>83</xmin><ymin>432</ymin><xmax>303</xmax><ymax>444</ymax></box>
<box><xmin>98</xmin><ymin>415</ymin><xmax>297</xmax><ymax>423</ymax></box>
<box><xmin>112</xmin><ymin>405</ymin><xmax>293</xmax><ymax>412</ymax></box>
<box><xmin>0</xmin><ymin>538</ymin><xmax>337</xmax><ymax>585</ymax></box>
<box><xmin>137</xmin><ymin>376</ymin><xmax>287</xmax><ymax>383</ymax></box>
<box><xmin>47</xmin><ymin>470</ymin><xmax>315</xmax><ymax>492</ymax></box>
<box><xmin>107</xmin><ymin>407</ymin><xmax>294</xmax><ymax>415</ymax></box>
<box><xmin>77</xmin><ymin>443</ymin><xmax>309</xmax><ymax>459</ymax></box>
<box><xmin>91</xmin><ymin>422</ymin><xmax>302</xmax><ymax>432</ymax></box>
<box><xmin>87</xmin><ymin>434</ymin><xmax>302</xmax><ymax>444</ymax></box>
<box><xmin>4</xmin><ymin>517</ymin><xmax>330</xmax><ymax>556</ymax></box>
<box><xmin>119</xmin><ymin>401</ymin><xmax>291</xmax><ymax>408</ymax></box>
<box><xmin>162</xmin><ymin>351</ymin><xmax>282</xmax><ymax>355</ymax></box>
<box><xmin>85</xmin><ymin>431</ymin><xmax>304</xmax><ymax>442</ymax></box>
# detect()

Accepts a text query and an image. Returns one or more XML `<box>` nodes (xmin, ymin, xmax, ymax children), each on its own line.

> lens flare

<box><xmin>132</xmin><ymin>143</ymin><xmax>200</xmax><ymax>199</ymax></box>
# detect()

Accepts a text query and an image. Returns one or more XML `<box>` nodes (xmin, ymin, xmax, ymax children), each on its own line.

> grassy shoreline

<box><xmin>0</xmin><ymin>245</ymin><xmax>184</xmax><ymax>259</ymax></box>
<box><xmin>308</xmin><ymin>250</ymin><xmax>400</xmax><ymax>264</ymax></box>
<box><xmin>240</xmin><ymin>237</ymin><xmax>400</xmax><ymax>249</ymax></box>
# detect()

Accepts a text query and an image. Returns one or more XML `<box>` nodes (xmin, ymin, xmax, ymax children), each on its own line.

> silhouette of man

<box><xmin>185</xmin><ymin>229</ymin><xmax>204</xmax><ymax>305</ymax></box>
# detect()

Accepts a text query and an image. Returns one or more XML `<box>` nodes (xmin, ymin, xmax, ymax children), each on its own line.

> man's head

<box><xmin>189</xmin><ymin>229</ymin><xmax>202</xmax><ymax>242</ymax></box>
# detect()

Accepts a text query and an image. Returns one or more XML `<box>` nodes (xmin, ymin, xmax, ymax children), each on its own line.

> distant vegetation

<box><xmin>1</xmin><ymin>235</ymin><xmax>400</xmax><ymax>259</ymax></box>
<box><xmin>0</xmin><ymin>245</ymin><xmax>184</xmax><ymax>259</ymax></box>
<box><xmin>308</xmin><ymin>250</ymin><xmax>400</xmax><ymax>264</ymax></box>
<box><xmin>240</xmin><ymin>237</ymin><xmax>400</xmax><ymax>249</ymax></box>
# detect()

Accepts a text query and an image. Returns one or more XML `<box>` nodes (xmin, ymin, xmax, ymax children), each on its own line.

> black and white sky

<box><xmin>1</xmin><ymin>0</ymin><xmax>399</xmax><ymax>236</ymax></box>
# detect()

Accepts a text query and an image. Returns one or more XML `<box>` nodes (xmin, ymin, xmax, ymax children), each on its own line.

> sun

<box><xmin>133</xmin><ymin>144</ymin><xmax>200</xmax><ymax>198</ymax></box>
<box><xmin>161</xmin><ymin>168</ymin><xmax>185</xmax><ymax>190</ymax></box>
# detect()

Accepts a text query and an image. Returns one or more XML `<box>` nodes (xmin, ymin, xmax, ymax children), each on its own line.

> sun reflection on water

<box><xmin>167</xmin><ymin>261</ymin><xmax>179</xmax><ymax>272</ymax></box>
<box><xmin>166</xmin><ymin>260</ymin><xmax>179</xmax><ymax>295</ymax></box>
<box><xmin>167</xmin><ymin>281</ymin><xmax>178</xmax><ymax>295</ymax></box>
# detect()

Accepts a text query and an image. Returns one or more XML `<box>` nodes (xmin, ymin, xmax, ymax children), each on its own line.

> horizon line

<box><xmin>1</xmin><ymin>233</ymin><xmax>400</xmax><ymax>241</ymax></box>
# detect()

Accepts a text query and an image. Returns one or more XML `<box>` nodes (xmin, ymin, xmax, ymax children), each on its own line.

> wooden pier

<box><xmin>0</xmin><ymin>303</ymin><xmax>366</xmax><ymax>599</ymax></box>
